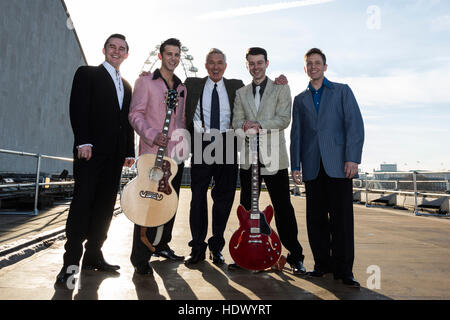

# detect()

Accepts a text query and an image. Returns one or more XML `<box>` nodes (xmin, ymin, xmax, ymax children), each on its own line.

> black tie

<box><xmin>210</xmin><ymin>84</ymin><xmax>220</xmax><ymax>130</ymax></box>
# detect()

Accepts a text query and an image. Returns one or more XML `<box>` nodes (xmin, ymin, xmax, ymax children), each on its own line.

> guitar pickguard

<box><xmin>158</xmin><ymin>160</ymin><xmax>173</xmax><ymax>195</ymax></box>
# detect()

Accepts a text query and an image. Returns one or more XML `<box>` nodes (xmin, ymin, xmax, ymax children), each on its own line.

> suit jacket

<box><xmin>69</xmin><ymin>65</ymin><xmax>135</xmax><ymax>159</ymax></box>
<box><xmin>232</xmin><ymin>78</ymin><xmax>292</xmax><ymax>172</ymax></box>
<box><xmin>185</xmin><ymin>77</ymin><xmax>244</xmax><ymax>135</ymax></box>
<box><xmin>290</xmin><ymin>80</ymin><xmax>364</xmax><ymax>181</ymax></box>
<box><xmin>128</xmin><ymin>73</ymin><xmax>187</xmax><ymax>162</ymax></box>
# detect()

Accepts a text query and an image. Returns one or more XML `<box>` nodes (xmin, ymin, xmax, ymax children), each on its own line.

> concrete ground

<box><xmin>0</xmin><ymin>189</ymin><xmax>449</xmax><ymax>300</ymax></box>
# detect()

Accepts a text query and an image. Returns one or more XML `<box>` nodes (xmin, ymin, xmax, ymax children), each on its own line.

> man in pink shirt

<box><xmin>128</xmin><ymin>38</ymin><xmax>188</xmax><ymax>275</ymax></box>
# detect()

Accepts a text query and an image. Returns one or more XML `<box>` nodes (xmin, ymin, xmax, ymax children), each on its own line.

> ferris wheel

<box><xmin>141</xmin><ymin>44</ymin><xmax>199</xmax><ymax>78</ymax></box>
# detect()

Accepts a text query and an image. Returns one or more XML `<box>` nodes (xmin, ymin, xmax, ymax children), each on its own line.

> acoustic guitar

<box><xmin>229</xmin><ymin>133</ymin><xmax>282</xmax><ymax>270</ymax></box>
<box><xmin>121</xmin><ymin>89</ymin><xmax>179</xmax><ymax>227</ymax></box>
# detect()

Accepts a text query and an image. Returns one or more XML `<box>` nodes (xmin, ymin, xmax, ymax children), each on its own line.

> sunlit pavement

<box><xmin>0</xmin><ymin>189</ymin><xmax>449</xmax><ymax>300</ymax></box>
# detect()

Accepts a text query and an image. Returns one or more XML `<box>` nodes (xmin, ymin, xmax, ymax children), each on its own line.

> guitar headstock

<box><xmin>165</xmin><ymin>89</ymin><xmax>179</xmax><ymax>111</ymax></box>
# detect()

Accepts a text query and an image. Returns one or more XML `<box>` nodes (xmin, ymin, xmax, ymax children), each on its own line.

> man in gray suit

<box><xmin>290</xmin><ymin>48</ymin><xmax>364</xmax><ymax>287</ymax></box>
<box><xmin>233</xmin><ymin>47</ymin><xmax>306</xmax><ymax>274</ymax></box>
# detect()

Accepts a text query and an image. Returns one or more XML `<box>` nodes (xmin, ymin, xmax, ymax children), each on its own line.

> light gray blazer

<box><xmin>290</xmin><ymin>80</ymin><xmax>364</xmax><ymax>181</ymax></box>
<box><xmin>233</xmin><ymin>78</ymin><xmax>291</xmax><ymax>172</ymax></box>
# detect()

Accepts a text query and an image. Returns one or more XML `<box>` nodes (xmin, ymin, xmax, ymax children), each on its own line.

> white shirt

<box><xmin>102</xmin><ymin>61</ymin><xmax>124</xmax><ymax>110</ymax></box>
<box><xmin>193</xmin><ymin>77</ymin><xmax>231</xmax><ymax>133</ymax></box>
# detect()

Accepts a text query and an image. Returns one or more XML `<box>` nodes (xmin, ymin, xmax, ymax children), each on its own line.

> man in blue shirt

<box><xmin>290</xmin><ymin>48</ymin><xmax>364</xmax><ymax>287</ymax></box>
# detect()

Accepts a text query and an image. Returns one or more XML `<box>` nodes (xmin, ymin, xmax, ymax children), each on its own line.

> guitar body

<box><xmin>229</xmin><ymin>204</ymin><xmax>282</xmax><ymax>271</ymax></box>
<box><xmin>121</xmin><ymin>153</ymin><xmax>179</xmax><ymax>227</ymax></box>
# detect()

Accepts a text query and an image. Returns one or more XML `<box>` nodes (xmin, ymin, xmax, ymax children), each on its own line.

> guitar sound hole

<box><xmin>149</xmin><ymin>167</ymin><xmax>164</xmax><ymax>182</ymax></box>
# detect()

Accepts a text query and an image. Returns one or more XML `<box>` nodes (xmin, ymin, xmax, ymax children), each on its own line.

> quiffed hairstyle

<box><xmin>246</xmin><ymin>47</ymin><xmax>268</xmax><ymax>61</ymax></box>
<box><xmin>104</xmin><ymin>33</ymin><xmax>129</xmax><ymax>53</ymax></box>
<box><xmin>206</xmin><ymin>48</ymin><xmax>227</xmax><ymax>63</ymax></box>
<box><xmin>160</xmin><ymin>38</ymin><xmax>182</xmax><ymax>54</ymax></box>
<box><xmin>305</xmin><ymin>48</ymin><xmax>327</xmax><ymax>65</ymax></box>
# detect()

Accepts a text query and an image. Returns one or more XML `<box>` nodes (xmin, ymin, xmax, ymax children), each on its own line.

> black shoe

<box><xmin>55</xmin><ymin>265</ymin><xmax>79</xmax><ymax>288</ymax></box>
<box><xmin>286</xmin><ymin>255</ymin><xmax>306</xmax><ymax>275</ymax></box>
<box><xmin>227</xmin><ymin>263</ymin><xmax>242</xmax><ymax>270</ymax></box>
<box><xmin>134</xmin><ymin>262</ymin><xmax>153</xmax><ymax>275</ymax></box>
<box><xmin>209</xmin><ymin>251</ymin><xmax>225</xmax><ymax>265</ymax></box>
<box><xmin>335</xmin><ymin>275</ymin><xmax>361</xmax><ymax>287</ymax></box>
<box><xmin>306</xmin><ymin>269</ymin><xmax>332</xmax><ymax>277</ymax></box>
<box><xmin>82</xmin><ymin>258</ymin><xmax>120</xmax><ymax>272</ymax></box>
<box><xmin>153</xmin><ymin>248</ymin><xmax>184</xmax><ymax>261</ymax></box>
<box><xmin>184</xmin><ymin>252</ymin><xmax>206</xmax><ymax>265</ymax></box>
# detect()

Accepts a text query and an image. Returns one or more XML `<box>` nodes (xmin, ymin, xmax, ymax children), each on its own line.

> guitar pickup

<box><xmin>250</xmin><ymin>227</ymin><xmax>260</xmax><ymax>233</ymax></box>
<box><xmin>250</xmin><ymin>214</ymin><xmax>259</xmax><ymax>220</ymax></box>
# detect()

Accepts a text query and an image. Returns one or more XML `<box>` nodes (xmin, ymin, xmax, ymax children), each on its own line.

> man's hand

<box><xmin>123</xmin><ymin>158</ymin><xmax>135</xmax><ymax>168</ymax></box>
<box><xmin>140</xmin><ymin>71</ymin><xmax>151</xmax><ymax>77</ymax></box>
<box><xmin>154</xmin><ymin>133</ymin><xmax>169</xmax><ymax>147</ymax></box>
<box><xmin>77</xmin><ymin>145</ymin><xmax>92</xmax><ymax>161</ymax></box>
<box><xmin>274</xmin><ymin>74</ymin><xmax>288</xmax><ymax>85</ymax></box>
<box><xmin>344</xmin><ymin>162</ymin><xmax>358</xmax><ymax>179</ymax></box>
<box><xmin>292</xmin><ymin>170</ymin><xmax>303</xmax><ymax>185</ymax></box>
<box><xmin>242</xmin><ymin>120</ymin><xmax>261</xmax><ymax>133</ymax></box>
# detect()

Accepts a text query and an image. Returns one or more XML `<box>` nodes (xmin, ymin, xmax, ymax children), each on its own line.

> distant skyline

<box><xmin>65</xmin><ymin>0</ymin><xmax>450</xmax><ymax>172</ymax></box>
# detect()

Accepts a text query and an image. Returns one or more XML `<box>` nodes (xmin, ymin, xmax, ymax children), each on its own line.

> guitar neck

<box><xmin>155</xmin><ymin>90</ymin><xmax>177</xmax><ymax>168</ymax></box>
<box><xmin>250</xmin><ymin>134</ymin><xmax>260</xmax><ymax>215</ymax></box>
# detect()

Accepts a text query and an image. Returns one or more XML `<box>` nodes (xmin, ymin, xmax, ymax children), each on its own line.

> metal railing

<box><xmin>0</xmin><ymin>148</ymin><xmax>74</xmax><ymax>215</ymax></box>
<box><xmin>354</xmin><ymin>171</ymin><xmax>450</xmax><ymax>216</ymax></box>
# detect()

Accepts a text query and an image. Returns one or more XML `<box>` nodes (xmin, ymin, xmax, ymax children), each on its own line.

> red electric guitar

<box><xmin>229</xmin><ymin>134</ymin><xmax>282</xmax><ymax>271</ymax></box>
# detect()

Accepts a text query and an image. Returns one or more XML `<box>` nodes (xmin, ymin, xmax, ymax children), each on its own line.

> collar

<box><xmin>152</xmin><ymin>68</ymin><xmax>182</xmax><ymax>89</ymax></box>
<box><xmin>308</xmin><ymin>77</ymin><xmax>332</xmax><ymax>91</ymax></box>
<box><xmin>252</xmin><ymin>76</ymin><xmax>268</xmax><ymax>91</ymax></box>
<box><xmin>103</xmin><ymin>61</ymin><xmax>120</xmax><ymax>74</ymax></box>
<box><xmin>206</xmin><ymin>76</ymin><xmax>225</xmax><ymax>89</ymax></box>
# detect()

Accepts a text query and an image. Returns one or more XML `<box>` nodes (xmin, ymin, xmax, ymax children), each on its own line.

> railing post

<box><xmin>33</xmin><ymin>154</ymin><xmax>42</xmax><ymax>216</ymax></box>
<box><xmin>365</xmin><ymin>173</ymin><xmax>369</xmax><ymax>207</ymax></box>
<box><xmin>413</xmin><ymin>171</ymin><xmax>418</xmax><ymax>215</ymax></box>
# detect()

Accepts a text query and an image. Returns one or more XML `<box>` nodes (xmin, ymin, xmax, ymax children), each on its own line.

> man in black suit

<box><xmin>184</xmin><ymin>48</ymin><xmax>244</xmax><ymax>265</ymax></box>
<box><xmin>56</xmin><ymin>34</ymin><xmax>135</xmax><ymax>287</ymax></box>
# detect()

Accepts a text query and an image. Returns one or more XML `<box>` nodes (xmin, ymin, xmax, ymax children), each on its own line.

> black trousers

<box><xmin>304</xmin><ymin>161</ymin><xmax>355</xmax><ymax>278</ymax></box>
<box><xmin>239</xmin><ymin>167</ymin><xmax>304</xmax><ymax>263</ymax></box>
<box><xmin>188</xmin><ymin>133</ymin><xmax>238</xmax><ymax>255</ymax></box>
<box><xmin>130</xmin><ymin>163</ymin><xmax>184</xmax><ymax>269</ymax></box>
<box><xmin>63</xmin><ymin>153</ymin><xmax>124</xmax><ymax>267</ymax></box>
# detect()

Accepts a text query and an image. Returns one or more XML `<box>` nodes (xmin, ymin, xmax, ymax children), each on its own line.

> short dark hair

<box><xmin>305</xmin><ymin>48</ymin><xmax>326</xmax><ymax>65</ymax></box>
<box><xmin>160</xmin><ymin>38</ymin><xmax>182</xmax><ymax>55</ymax></box>
<box><xmin>104</xmin><ymin>34</ymin><xmax>129</xmax><ymax>53</ymax></box>
<box><xmin>246</xmin><ymin>47</ymin><xmax>268</xmax><ymax>61</ymax></box>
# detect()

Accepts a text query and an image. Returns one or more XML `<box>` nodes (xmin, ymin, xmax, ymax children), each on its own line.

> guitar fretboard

<box><xmin>155</xmin><ymin>89</ymin><xmax>177</xmax><ymax>169</ymax></box>
<box><xmin>249</xmin><ymin>134</ymin><xmax>260</xmax><ymax>233</ymax></box>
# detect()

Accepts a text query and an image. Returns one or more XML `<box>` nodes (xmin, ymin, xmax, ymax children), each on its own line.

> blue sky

<box><xmin>65</xmin><ymin>0</ymin><xmax>450</xmax><ymax>172</ymax></box>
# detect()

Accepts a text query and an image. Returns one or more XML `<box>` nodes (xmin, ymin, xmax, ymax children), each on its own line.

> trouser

<box><xmin>188</xmin><ymin>132</ymin><xmax>238</xmax><ymax>255</ymax></box>
<box><xmin>63</xmin><ymin>153</ymin><xmax>124</xmax><ymax>266</ymax></box>
<box><xmin>130</xmin><ymin>163</ymin><xmax>184</xmax><ymax>269</ymax></box>
<box><xmin>239</xmin><ymin>167</ymin><xmax>304</xmax><ymax>263</ymax></box>
<box><xmin>304</xmin><ymin>161</ymin><xmax>355</xmax><ymax>278</ymax></box>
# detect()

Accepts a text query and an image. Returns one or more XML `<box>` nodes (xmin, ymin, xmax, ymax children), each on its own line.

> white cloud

<box><xmin>196</xmin><ymin>0</ymin><xmax>336</xmax><ymax>21</ymax></box>
<box><xmin>431</xmin><ymin>14</ymin><xmax>450</xmax><ymax>32</ymax></box>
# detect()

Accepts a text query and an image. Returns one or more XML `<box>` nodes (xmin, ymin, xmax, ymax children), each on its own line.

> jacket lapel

<box><xmin>257</xmin><ymin>78</ymin><xmax>274</xmax><ymax>118</ymax></box>
<box><xmin>187</xmin><ymin>77</ymin><xmax>207</xmax><ymax>121</ymax></box>
<box><xmin>245</xmin><ymin>85</ymin><xmax>257</xmax><ymax>119</ymax></box>
<box><xmin>100</xmin><ymin>64</ymin><xmax>121</xmax><ymax>111</ymax></box>
<box><xmin>318</xmin><ymin>85</ymin><xmax>334</xmax><ymax>120</ymax></box>
<box><xmin>302</xmin><ymin>88</ymin><xmax>318</xmax><ymax>121</ymax></box>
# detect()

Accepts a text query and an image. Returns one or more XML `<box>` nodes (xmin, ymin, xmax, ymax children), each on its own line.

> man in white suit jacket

<box><xmin>232</xmin><ymin>47</ymin><xmax>306</xmax><ymax>274</ymax></box>
<box><xmin>290</xmin><ymin>48</ymin><xmax>364</xmax><ymax>287</ymax></box>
